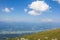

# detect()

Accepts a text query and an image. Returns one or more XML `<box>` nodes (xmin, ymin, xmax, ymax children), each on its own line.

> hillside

<box><xmin>8</xmin><ymin>28</ymin><xmax>60</xmax><ymax>40</ymax></box>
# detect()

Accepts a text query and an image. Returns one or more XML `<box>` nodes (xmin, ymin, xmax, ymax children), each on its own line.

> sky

<box><xmin>0</xmin><ymin>0</ymin><xmax>60</xmax><ymax>23</ymax></box>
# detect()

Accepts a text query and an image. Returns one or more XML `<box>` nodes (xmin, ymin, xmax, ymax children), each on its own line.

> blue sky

<box><xmin>0</xmin><ymin>0</ymin><xmax>60</xmax><ymax>23</ymax></box>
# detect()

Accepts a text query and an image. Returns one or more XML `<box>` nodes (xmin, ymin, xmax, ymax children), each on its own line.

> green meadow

<box><xmin>8</xmin><ymin>28</ymin><xmax>60</xmax><ymax>40</ymax></box>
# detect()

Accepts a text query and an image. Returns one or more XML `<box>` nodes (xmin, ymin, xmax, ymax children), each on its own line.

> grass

<box><xmin>8</xmin><ymin>28</ymin><xmax>60</xmax><ymax>40</ymax></box>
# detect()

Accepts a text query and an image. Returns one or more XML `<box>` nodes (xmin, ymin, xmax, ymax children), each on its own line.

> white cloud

<box><xmin>26</xmin><ymin>0</ymin><xmax>50</xmax><ymax>16</ymax></box>
<box><xmin>3</xmin><ymin>8</ymin><xmax>10</xmax><ymax>13</ymax></box>
<box><xmin>53</xmin><ymin>0</ymin><xmax>60</xmax><ymax>3</ymax></box>
<box><xmin>10</xmin><ymin>8</ymin><xmax>14</xmax><ymax>10</ymax></box>
<box><xmin>28</xmin><ymin>10</ymin><xmax>41</xmax><ymax>16</ymax></box>
<box><xmin>2</xmin><ymin>7</ymin><xmax>14</xmax><ymax>13</ymax></box>
<box><xmin>29</xmin><ymin>1</ymin><xmax>50</xmax><ymax>12</ymax></box>
<box><xmin>41</xmin><ymin>18</ymin><xmax>53</xmax><ymax>22</ymax></box>
<box><xmin>24</xmin><ymin>9</ymin><xmax>28</xmax><ymax>12</ymax></box>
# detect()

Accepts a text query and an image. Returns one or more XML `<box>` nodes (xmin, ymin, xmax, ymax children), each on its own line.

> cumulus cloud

<box><xmin>53</xmin><ymin>0</ymin><xmax>60</xmax><ymax>3</ymax></box>
<box><xmin>10</xmin><ymin>8</ymin><xmax>14</xmax><ymax>10</ymax></box>
<box><xmin>28</xmin><ymin>10</ymin><xmax>41</xmax><ymax>16</ymax></box>
<box><xmin>25</xmin><ymin>0</ymin><xmax>50</xmax><ymax>16</ymax></box>
<box><xmin>24</xmin><ymin>9</ymin><xmax>28</xmax><ymax>12</ymax></box>
<box><xmin>2</xmin><ymin>7</ymin><xmax>14</xmax><ymax>13</ymax></box>
<box><xmin>41</xmin><ymin>18</ymin><xmax>53</xmax><ymax>22</ymax></box>
<box><xmin>29</xmin><ymin>1</ymin><xmax>50</xmax><ymax>12</ymax></box>
<box><xmin>3</xmin><ymin>8</ymin><xmax>10</xmax><ymax>13</ymax></box>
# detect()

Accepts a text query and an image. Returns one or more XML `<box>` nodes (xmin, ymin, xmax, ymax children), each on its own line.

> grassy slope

<box><xmin>8</xmin><ymin>28</ymin><xmax>60</xmax><ymax>40</ymax></box>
